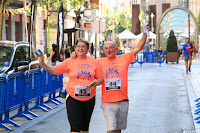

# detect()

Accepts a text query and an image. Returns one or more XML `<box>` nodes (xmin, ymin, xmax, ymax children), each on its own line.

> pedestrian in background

<box><xmin>178</xmin><ymin>42</ymin><xmax>182</xmax><ymax>57</ymax></box>
<box><xmin>38</xmin><ymin>38</ymin><xmax>103</xmax><ymax>133</ymax></box>
<box><xmin>47</xmin><ymin>44</ymin><xmax>57</xmax><ymax>66</ymax></box>
<box><xmin>65</xmin><ymin>45</ymin><xmax>71</xmax><ymax>59</ymax></box>
<box><xmin>90</xmin><ymin>42</ymin><xmax>94</xmax><ymax>57</ymax></box>
<box><xmin>191</xmin><ymin>41</ymin><xmax>196</xmax><ymax>59</ymax></box>
<box><xmin>182</xmin><ymin>38</ymin><xmax>193</xmax><ymax>73</ymax></box>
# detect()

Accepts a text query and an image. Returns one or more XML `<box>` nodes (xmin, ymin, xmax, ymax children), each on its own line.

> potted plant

<box><xmin>166</xmin><ymin>30</ymin><xmax>178</xmax><ymax>63</ymax></box>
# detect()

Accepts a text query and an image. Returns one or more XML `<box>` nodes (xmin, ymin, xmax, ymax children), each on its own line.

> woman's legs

<box><xmin>66</xmin><ymin>96</ymin><xmax>95</xmax><ymax>133</ymax></box>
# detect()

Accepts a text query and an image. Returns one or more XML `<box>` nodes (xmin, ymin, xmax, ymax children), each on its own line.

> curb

<box><xmin>10</xmin><ymin>103</ymin><xmax>66</xmax><ymax>133</ymax></box>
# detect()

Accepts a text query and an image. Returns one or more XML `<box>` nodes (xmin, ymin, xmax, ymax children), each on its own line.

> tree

<box><xmin>139</xmin><ymin>9</ymin><xmax>149</xmax><ymax>31</ymax></box>
<box><xmin>0</xmin><ymin>0</ymin><xmax>13</xmax><ymax>40</ymax></box>
<box><xmin>105</xmin><ymin>8</ymin><xmax>119</xmax><ymax>39</ymax></box>
<box><xmin>119</xmin><ymin>8</ymin><xmax>132</xmax><ymax>31</ymax></box>
<box><xmin>38</xmin><ymin>0</ymin><xmax>88</xmax><ymax>53</ymax></box>
<box><xmin>38</xmin><ymin>0</ymin><xmax>72</xmax><ymax>54</ymax></box>
<box><xmin>70</xmin><ymin>0</ymin><xmax>88</xmax><ymax>27</ymax></box>
<box><xmin>196</xmin><ymin>12</ymin><xmax>200</xmax><ymax>32</ymax></box>
<box><xmin>166</xmin><ymin>30</ymin><xmax>178</xmax><ymax>52</ymax></box>
<box><xmin>115</xmin><ymin>36</ymin><xmax>122</xmax><ymax>48</ymax></box>
<box><xmin>105</xmin><ymin>8</ymin><xmax>132</xmax><ymax>36</ymax></box>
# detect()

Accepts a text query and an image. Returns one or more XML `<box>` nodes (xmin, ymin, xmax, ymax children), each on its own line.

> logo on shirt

<box><xmin>77</xmin><ymin>71</ymin><xmax>91</xmax><ymax>80</ymax></box>
<box><xmin>106</xmin><ymin>69</ymin><xmax>119</xmax><ymax>79</ymax></box>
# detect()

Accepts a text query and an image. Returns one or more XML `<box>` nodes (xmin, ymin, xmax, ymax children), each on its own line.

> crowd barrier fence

<box><xmin>0</xmin><ymin>69</ymin><xmax>63</xmax><ymax>130</ymax></box>
<box><xmin>116</xmin><ymin>52</ymin><xmax>165</xmax><ymax>67</ymax></box>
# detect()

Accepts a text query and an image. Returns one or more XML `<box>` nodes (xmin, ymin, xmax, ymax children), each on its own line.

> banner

<box><xmin>56</xmin><ymin>3</ymin><xmax>64</xmax><ymax>60</ymax></box>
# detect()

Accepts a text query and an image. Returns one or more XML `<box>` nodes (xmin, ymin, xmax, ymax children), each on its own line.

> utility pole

<box><xmin>24</xmin><ymin>0</ymin><xmax>28</xmax><ymax>42</ymax></box>
<box><xmin>187</xmin><ymin>0</ymin><xmax>190</xmax><ymax>39</ymax></box>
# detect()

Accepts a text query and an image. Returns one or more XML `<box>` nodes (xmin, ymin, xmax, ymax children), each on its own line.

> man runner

<box><xmin>98</xmin><ymin>26</ymin><xmax>150</xmax><ymax>133</ymax></box>
<box><xmin>182</xmin><ymin>38</ymin><xmax>193</xmax><ymax>73</ymax></box>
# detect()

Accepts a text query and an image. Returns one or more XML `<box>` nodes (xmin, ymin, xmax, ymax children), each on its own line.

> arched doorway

<box><xmin>156</xmin><ymin>6</ymin><xmax>199</xmax><ymax>51</ymax></box>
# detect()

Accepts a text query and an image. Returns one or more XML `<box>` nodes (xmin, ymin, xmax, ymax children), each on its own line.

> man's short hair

<box><xmin>105</xmin><ymin>41</ymin><xmax>117</xmax><ymax>47</ymax></box>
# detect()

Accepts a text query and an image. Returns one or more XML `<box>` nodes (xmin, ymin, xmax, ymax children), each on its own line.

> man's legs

<box><xmin>102</xmin><ymin>102</ymin><xmax>128</xmax><ymax>133</ymax></box>
<box><xmin>189</xmin><ymin>59</ymin><xmax>192</xmax><ymax>72</ymax></box>
<box><xmin>184</xmin><ymin>57</ymin><xmax>189</xmax><ymax>73</ymax></box>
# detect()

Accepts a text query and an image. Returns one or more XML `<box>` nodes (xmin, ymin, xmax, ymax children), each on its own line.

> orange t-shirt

<box><xmin>54</xmin><ymin>56</ymin><xmax>102</xmax><ymax>101</ymax></box>
<box><xmin>98</xmin><ymin>50</ymin><xmax>136</xmax><ymax>103</ymax></box>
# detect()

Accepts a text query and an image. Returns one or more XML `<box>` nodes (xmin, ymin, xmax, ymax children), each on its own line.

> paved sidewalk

<box><xmin>166</xmin><ymin>59</ymin><xmax>200</xmax><ymax>133</ymax></box>
<box><xmin>9</xmin><ymin>59</ymin><xmax>200</xmax><ymax>133</ymax></box>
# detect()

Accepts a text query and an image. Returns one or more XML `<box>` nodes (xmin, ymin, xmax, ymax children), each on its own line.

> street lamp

<box><xmin>150</xmin><ymin>13</ymin><xmax>154</xmax><ymax>32</ymax></box>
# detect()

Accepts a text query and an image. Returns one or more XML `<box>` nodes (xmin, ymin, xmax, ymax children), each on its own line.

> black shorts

<box><xmin>66</xmin><ymin>95</ymin><xmax>95</xmax><ymax>132</ymax></box>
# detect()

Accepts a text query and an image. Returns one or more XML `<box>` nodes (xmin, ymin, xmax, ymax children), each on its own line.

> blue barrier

<box><xmin>3</xmin><ymin>72</ymin><xmax>30</xmax><ymax>127</ymax></box>
<box><xmin>116</xmin><ymin>52</ymin><xmax>165</xmax><ymax>67</ymax></box>
<box><xmin>0</xmin><ymin>77</ymin><xmax>11</xmax><ymax>130</ymax></box>
<box><xmin>194</xmin><ymin>98</ymin><xmax>200</xmax><ymax>123</ymax></box>
<box><xmin>39</xmin><ymin>69</ymin><xmax>52</xmax><ymax>110</ymax></box>
<box><xmin>137</xmin><ymin>52</ymin><xmax>165</xmax><ymax>67</ymax></box>
<box><xmin>0</xmin><ymin>69</ymin><xmax>63</xmax><ymax>130</ymax></box>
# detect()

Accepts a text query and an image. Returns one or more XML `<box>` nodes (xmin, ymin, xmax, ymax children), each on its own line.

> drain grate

<box><xmin>182</xmin><ymin>129</ymin><xmax>195</xmax><ymax>133</ymax></box>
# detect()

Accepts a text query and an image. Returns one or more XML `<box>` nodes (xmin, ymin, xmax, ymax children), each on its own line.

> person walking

<box><xmin>182</xmin><ymin>38</ymin><xmax>193</xmax><ymax>73</ymax></box>
<box><xmin>192</xmin><ymin>41</ymin><xmax>196</xmax><ymax>59</ymax></box>
<box><xmin>65</xmin><ymin>45</ymin><xmax>71</xmax><ymax>59</ymax></box>
<box><xmin>47</xmin><ymin>44</ymin><xmax>57</xmax><ymax>66</ymax></box>
<box><xmin>97</xmin><ymin>26</ymin><xmax>150</xmax><ymax>133</ymax></box>
<box><xmin>38</xmin><ymin>38</ymin><xmax>103</xmax><ymax>133</ymax></box>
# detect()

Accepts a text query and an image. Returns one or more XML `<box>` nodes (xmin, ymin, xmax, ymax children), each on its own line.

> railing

<box><xmin>0</xmin><ymin>69</ymin><xmax>63</xmax><ymax>130</ymax></box>
<box><xmin>137</xmin><ymin>52</ymin><xmax>165</xmax><ymax>67</ymax></box>
<box><xmin>194</xmin><ymin>98</ymin><xmax>200</xmax><ymax>123</ymax></box>
<box><xmin>116</xmin><ymin>52</ymin><xmax>165</xmax><ymax>67</ymax></box>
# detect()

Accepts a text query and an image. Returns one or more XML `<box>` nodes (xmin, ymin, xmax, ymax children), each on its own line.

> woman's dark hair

<box><xmin>75</xmin><ymin>38</ymin><xmax>89</xmax><ymax>47</ymax></box>
<box><xmin>52</xmin><ymin>44</ymin><xmax>57</xmax><ymax>51</ymax></box>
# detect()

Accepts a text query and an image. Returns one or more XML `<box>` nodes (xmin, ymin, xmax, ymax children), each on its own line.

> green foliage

<box><xmin>105</xmin><ymin>8</ymin><xmax>132</xmax><ymax>36</ymax></box>
<box><xmin>139</xmin><ymin>9</ymin><xmax>149</xmax><ymax>30</ymax></box>
<box><xmin>5</xmin><ymin>0</ymin><xmax>13</xmax><ymax>6</ymax></box>
<box><xmin>119</xmin><ymin>8</ymin><xmax>132</xmax><ymax>31</ymax></box>
<box><xmin>38</xmin><ymin>0</ymin><xmax>70</xmax><ymax>12</ymax></box>
<box><xmin>70</xmin><ymin>0</ymin><xmax>87</xmax><ymax>11</ymax></box>
<box><xmin>115</xmin><ymin>37</ymin><xmax>122</xmax><ymax>48</ymax></box>
<box><xmin>196</xmin><ymin>13</ymin><xmax>200</xmax><ymax>32</ymax></box>
<box><xmin>166</xmin><ymin>30</ymin><xmax>178</xmax><ymax>52</ymax></box>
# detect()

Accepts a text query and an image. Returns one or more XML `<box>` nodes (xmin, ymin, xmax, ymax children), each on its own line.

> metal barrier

<box><xmin>0</xmin><ymin>77</ymin><xmax>11</xmax><ymax>130</ymax></box>
<box><xmin>3</xmin><ymin>72</ymin><xmax>28</xmax><ymax>127</ymax></box>
<box><xmin>137</xmin><ymin>52</ymin><xmax>165</xmax><ymax>67</ymax></box>
<box><xmin>0</xmin><ymin>69</ymin><xmax>63</xmax><ymax>130</ymax></box>
<box><xmin>116</xmin><ymin>52</ymin><xmax>165</xmax><ymax>67</ymax></box>
<box><xmin>194</xmin><ymin>98</ymin><xmax>200</xmax><ymax>123</ymax></box>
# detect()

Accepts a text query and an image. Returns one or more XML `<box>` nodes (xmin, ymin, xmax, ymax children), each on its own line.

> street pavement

<box><xmin>4</xmin><ymin>59</ymin><xmax>200</xmax><ymax>133</ymax></box>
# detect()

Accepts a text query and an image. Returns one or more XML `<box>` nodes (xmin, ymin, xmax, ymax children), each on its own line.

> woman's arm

<box><xmin>94</xmin><ymin>77</ymin><xmax>103</xmax><ymax>87</ymax></box>
<box><xmin>47</xmin><ymin>50</ymin><xmax>55</xmax><ymax>60</ymax></box>
<box><xmin>38</xmin><ymin>55</ymin><xmax>59</xmax><ymax>75</ymax></box>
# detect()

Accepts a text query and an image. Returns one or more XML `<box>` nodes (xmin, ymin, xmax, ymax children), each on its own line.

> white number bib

<box><xmin>105</xmin><ymin>78</ymin><xmax>121</xmax><ymax>91</ymax></box>
<box><xmin>75</xmin><ymin>86</ymin><xmax>91</xmax><ymax>97</ymax></box>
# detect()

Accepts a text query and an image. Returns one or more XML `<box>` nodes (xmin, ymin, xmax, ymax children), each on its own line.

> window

<box><xmin>14</xmin><ymin>46</ymin><xmax>29</xmax><ymax>63</ymax></box>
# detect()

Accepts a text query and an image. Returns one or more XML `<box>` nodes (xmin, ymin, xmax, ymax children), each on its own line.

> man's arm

<box><xmin>182</xmin><ymin>50</ymin><xmax>184</xmax><ymax>59</ymax></box>
<box><xmin>133</xmin><ymin>33</ymin><xmax>147</xmax><ymax>55</ymax></box>
<box><xmin>38</xmin><ymin>55</ymin><xmax>59</xmax><ymax>75</ymax></box>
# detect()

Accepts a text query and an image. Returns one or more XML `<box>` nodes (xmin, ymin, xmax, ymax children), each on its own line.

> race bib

<box><xmin>105</xmin><ymin>78</ymin><xmax>121</xmax><ymax>91</ymax></box>
<box><xmin>75</xmin><ymin>86</ymin><xmax>91</xmax><ymax>97</ymax></box>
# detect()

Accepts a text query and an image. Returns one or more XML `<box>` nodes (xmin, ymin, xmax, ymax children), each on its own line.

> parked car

<box><xmin>0</xmin><ymin>41</ymin><xmax>39</xmax><ymax>76</ymax></box>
